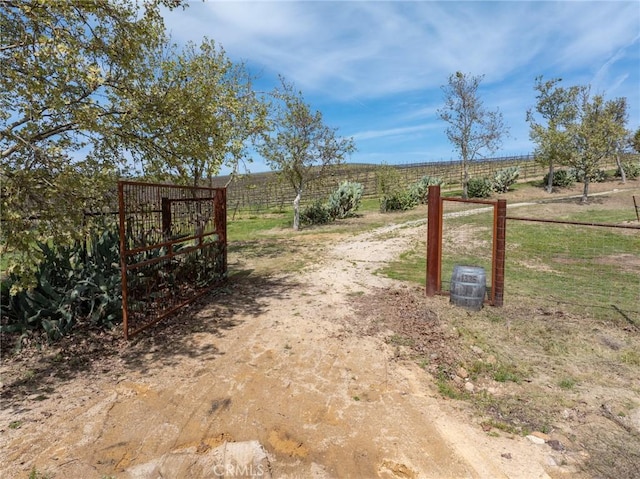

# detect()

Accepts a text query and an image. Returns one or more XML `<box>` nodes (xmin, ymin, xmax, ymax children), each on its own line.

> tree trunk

<box><xmin>615</xmin><ymin>152</ymin><xmax>626</xmax><ymax>183</ymax></box>
<box><xmin>581</xmin><ymin>177</ymin><xmax>590</xmax><ymax>204</ymax></box>
<box><xmin>462</xmin><ymin>161</ymin><xmax>469</xmax><ymax>199</ymax></box>
<box><xmin>546</xmin><ymin>162</ymin><xmax>554</xmax><ymax>193</ymax></box>
<box><xmin>292</xmin><ymin>191</ymin><xmax>301</xmax><ymax>230</ymax></box>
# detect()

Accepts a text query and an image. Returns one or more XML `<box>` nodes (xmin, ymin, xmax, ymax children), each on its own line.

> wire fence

<box><xmin>213</xmin><ymin>154</ymin><xmax>628</xmax><ymax>213</ymax></box>
<box><xmin>435</xmin><ymin>192</ymin><xmax>640</xmax><ymax>323</ymax></box>
<box><xmin>504</xmin><ymin>217</ymin><xmax>640</xmax><ymax>324</ymax></box>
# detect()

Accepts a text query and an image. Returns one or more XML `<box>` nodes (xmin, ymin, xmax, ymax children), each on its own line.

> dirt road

<box><xmin>1</xmin><ymin>220</ymin><xmax>557</xmax><ymax>478</ymax></box>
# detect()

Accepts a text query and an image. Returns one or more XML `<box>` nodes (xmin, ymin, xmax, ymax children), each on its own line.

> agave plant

<box><xmin>1</xmin><ymin>227</ymin><xmax>123</xmax><ymax>343</ymax></box>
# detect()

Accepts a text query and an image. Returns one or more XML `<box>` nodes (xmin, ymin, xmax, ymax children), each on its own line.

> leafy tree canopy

<box><xmin>567</xmin><ymin>90</ymin><xmax>628</xmax><ymax>202</ymax></box>
<box><xmin>116</xmin><ymin>38</ymin><xmax>269</xmax><ymax>187</ymax></box>
<box><xmin>1</xmin><ymin>0</ymin><xmax>269</xmax><ymax>288</ymax></box>
<box><xmin>1</xmin><ymin>0</ymin><xmax>185</xmax><ymax>285</ymax></box>
<box><xmin>526</xmin><ymin>76</ymin><xmax>583</xmax><ymax>192</ymax></box>
<box><xmin>632</xmin><ymin>127</ymin><xmax>640</xmax><ymax>154</ymax></box>
<box><xmin>437</xmin><ymin>72</ymin><xmax>507</xmax><ymax>199</ymax></box>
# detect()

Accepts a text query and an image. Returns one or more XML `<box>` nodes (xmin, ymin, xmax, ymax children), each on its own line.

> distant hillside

<box><xmin>209</xmin><ymin>154</ymin><xmax>540</xmax><ymax>211</ymax></box>
<box><xmin>207</xmin><ymin>153</ymin><xmax>627</xmax><ymax>212</ymax></box>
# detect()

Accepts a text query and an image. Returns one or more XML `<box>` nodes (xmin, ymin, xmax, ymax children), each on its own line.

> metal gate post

<box><xmin>117</xmin><ymin>181</ymin><xmax>130</xmax><ymax>340</ymax></box>
<box><xmin>215</xmin><ymin>188</ymin><xmax>228</xmax><ymax>275</ymax></box>
<box><xmin>492</xmin><ymin>199</ymin><xmax>507</xmax><ymax>306</ymax></box>
<box><xmin>426</xmin><ymin>185</ymin><xmax>442</xmax><ymax>296</ymax></box>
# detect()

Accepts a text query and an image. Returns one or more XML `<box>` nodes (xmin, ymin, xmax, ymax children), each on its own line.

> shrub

<box><xmin>301</xmin><ymin>181</ymin><xmax>364</xmax><ymax>225</ymax></box>
<box><xmin>300</xmin><ymin>200</ymin><xmax>332</xmax><ymax>225</ymax></box>
<box><xmin>327</xmin><ymin>181</ymin><xmax>363</xmax><ymax>219</ymax></box>
<box><xmin>409</xmin><ymin>175</ymin><xmax>446</xmax><ymax>204</ymax></box>
<box><xmin>491</xmin><ymin>166</ymin><xmax>520</xmax><ymax>193</ymax></box>
<box><xmin>571</xmin><ymin>168</ymin><xmax>608</xmax><ymax>183</ymax></box>
<box><xmin>1</xmin><ymin>228</ymin><xmax>122</xmax><ymax>342</ymax></box>
<box><xmin>543</xmin><ymin>169</ymin><xmax>575</xmax><ymax>188</ymax></box>
<box><xmin>380</xmin><ymin>190</ymin><xmax>419</xmax><ymax>212</ymax></box>
<box><xmin>617</xmin><ymin>161</ymin><xmax>640</xmax><ymax>180</ymax></box>
<box><xmin>467</xmin><ymin>177</ymin><xmax>493</xmax><ymax>198</ymax></box>
<box><xmin>380</xmin><ymin>175</ymin><xmax>445</xmax><ymax>212</ymax></box>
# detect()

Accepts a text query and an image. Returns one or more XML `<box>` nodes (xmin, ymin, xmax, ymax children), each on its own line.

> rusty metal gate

<box><xmin>118</xmin><ymin>181</ymin><xmax>227</xmax><ymax>339</ymax></box>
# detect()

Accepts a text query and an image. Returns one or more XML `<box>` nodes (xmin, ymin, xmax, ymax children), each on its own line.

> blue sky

<box><xmin>161</xmin><ymin>1</ymin><xmax>640</xmax><ymax>175</ymax></box>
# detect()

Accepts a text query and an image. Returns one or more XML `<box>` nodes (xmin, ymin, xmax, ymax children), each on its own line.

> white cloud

<box><xmin>162</xmin><ymin>1</ymin><xmax>640</xmax><ymax>166</ymax></box>
<box><xmin>353</xmin><ymin>123</ymin><xmax>439</xmax><ymax>142</ymax></box>
<box><xmin>164</xmin><ymin>2</ymin><xmax>638</xmax><ymax>97</ymax></box>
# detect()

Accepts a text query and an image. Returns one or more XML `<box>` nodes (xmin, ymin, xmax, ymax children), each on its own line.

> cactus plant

<box><xmin>327</xmin><ymin>181</ymin><xmax>364</xmax><ymax>219</ymax></box>
<box><xmin>491</xmin><ymin>166</ymin><xmax>520</xmax><ymax>193</ymax></box>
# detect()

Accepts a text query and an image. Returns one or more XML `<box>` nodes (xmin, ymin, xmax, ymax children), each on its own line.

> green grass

<box><xmin>505</xmin><ymin>222</ymin><xmax>639</xmax><ymax>316</ymax></box>
<box><xmin>380</xmin><ymin>200</ymin><xmax>639</xmax><ymax>320</ymax></box>
<box><xmin>227</xmin><ymin>212</ymin><xmax>292</xmax><ymax>241</ymax></box>
<box><xmin>558</xmin><ymin>377</ymin><xmax>578</xmax><ymax>390</ymax></box>
<box><xmin>382</xmin><ymin>249</ymin><xmax>426</xmax><ymax>285</ymax></box>
<box><xmin>557</xmin><ymin>208</ymin><xmax>638</xmax><ymax>224</ymax></box>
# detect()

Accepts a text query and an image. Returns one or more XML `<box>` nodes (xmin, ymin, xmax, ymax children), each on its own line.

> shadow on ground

<box><xmin>0</xmin><ymin>271</ymin><xmax>300</xmax><ymax>409</ymax></box>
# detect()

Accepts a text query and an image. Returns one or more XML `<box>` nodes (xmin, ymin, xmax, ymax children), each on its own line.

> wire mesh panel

<box><xmin>118</xmin><ymin>181</ymin><xmax>227</xmax><ymax>339</ymax></box>
<box><xmin>505</xmin><ymin>217</ymin><xmax>640</xmax><ymax>323</ymax></box>
<box><xmin>440</xmin><ymin>198</ymin><xmax>505</xmax><ymax>305</ymax></box>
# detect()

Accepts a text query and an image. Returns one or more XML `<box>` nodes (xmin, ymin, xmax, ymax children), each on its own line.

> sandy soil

<box><xmin>1</xmin><ymin>226</ymin><xmax>561</xmax><ymax>479</ymax></box>
<box><xmin>2</xmin><ymin>179</ymin><xmax>638</xmax><ymax>479</ymax></box>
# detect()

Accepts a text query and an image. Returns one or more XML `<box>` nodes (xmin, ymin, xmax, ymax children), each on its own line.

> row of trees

<box><xmin>1</xmin><ymin>1</ymin><xmax>356</xmax><ymax>287</ymax></box>
<box><xmin>437</xmin><ymin>72</ymin><xmax>638</xmax><ymax>202</ymax></box>
<box><xmin>527</xmin><ymin>76</ymin><xmax>635</xmax><ymax>202</ymax></box>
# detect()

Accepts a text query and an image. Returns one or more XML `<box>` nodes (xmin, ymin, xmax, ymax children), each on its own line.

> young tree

<box><xmin>437</xmin><ymin>72</ymin><xmax>507</xmax><ymax>199</ymax></box>
<box><xmin>258</xmin><ymin>79</ymin><xmax>356</xmax><ymax>230</ymax></box>
<box><xmin>567</xmin><ymin>90</ymin><xmax>628</xmax><ymax>203</ymax></box>
<box><xmin>526</xmin><ymin>77</ymin><xmax>582</xmax><ymax>193</ymax></box>
<box><xmin>606</xmin><ymin>97</ymin><xmax>630</xmax><ymax>184</ymax></box>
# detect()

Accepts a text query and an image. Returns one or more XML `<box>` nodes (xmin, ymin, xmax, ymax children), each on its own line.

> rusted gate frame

<box><xmin>118</xmin><ymin>181</ymin><xmax>227</xmax><ymax>339</ymax></box>
<box><xmin>426</xmin><ymin>185</ymin><xmax>506</xmax><ymax>306</ymax></box>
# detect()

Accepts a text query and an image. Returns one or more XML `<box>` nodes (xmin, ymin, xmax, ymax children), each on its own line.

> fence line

<box><xmin>426</xmin><ymin>185</ymin><xmax>639</xmax><ymax>321</ymax></box>
<box><xmin>504</xmin><ymin>216</ymin><xmax>639</xmax><ymax>322</ymax></box>
<box><xmin>214</xmin><ymin>154</ymin><xmax>540</xmax><ymax>211</ymax></box>
<box><xmin>5</xmin><ymin>154</ymin><xmax>629</xmax><ymax>222</ymax></box>
<box><xmin>214</xmin><ymin>154</ymin><xmax>625</xmax><ymax>212</ymax></box>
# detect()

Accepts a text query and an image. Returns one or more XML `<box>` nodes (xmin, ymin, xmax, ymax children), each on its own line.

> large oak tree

<box><xmin>1</xmin><ymin>1</ymin><xmax>269</xmax><ymax>287</ymax></box>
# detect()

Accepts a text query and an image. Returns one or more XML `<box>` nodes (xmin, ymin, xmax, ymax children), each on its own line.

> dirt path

<box><xmin>0</xmin><ymin>215</ymin><xmax>565</xmax><ymax>479</ymax></box>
